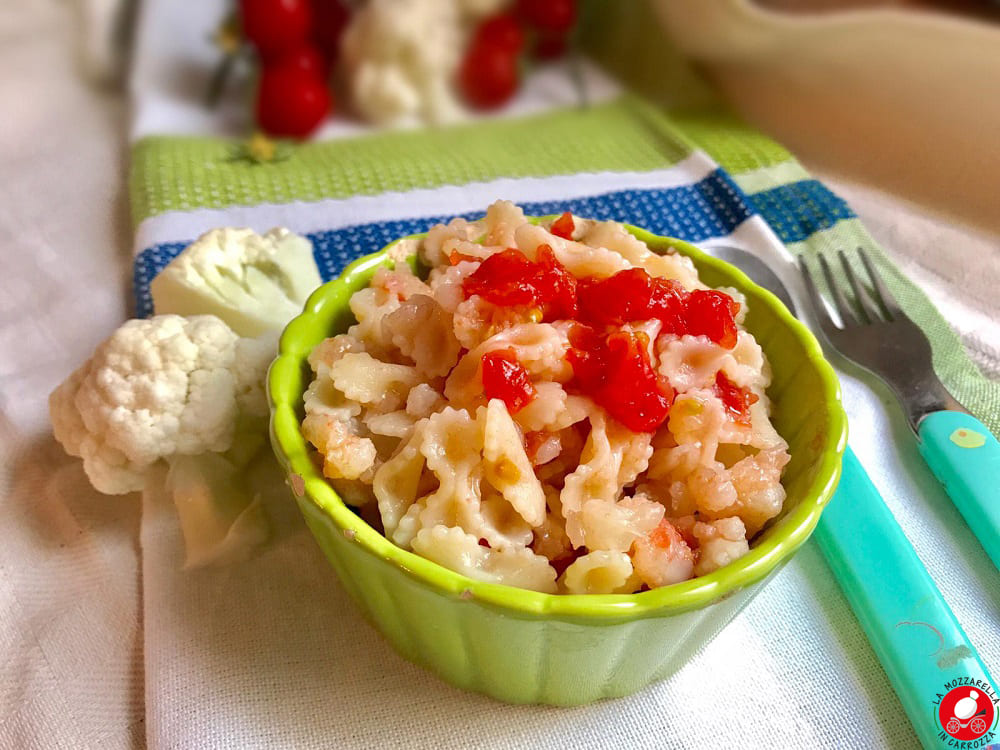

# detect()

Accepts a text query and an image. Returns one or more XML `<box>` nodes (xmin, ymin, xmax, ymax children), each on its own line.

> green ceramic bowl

<box><xmin>268</xmin><ymin>222</ymin><xmax>847</xmax><ymax>706</ymax></box>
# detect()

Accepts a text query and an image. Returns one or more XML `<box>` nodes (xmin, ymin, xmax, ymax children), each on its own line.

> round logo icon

<box><xmin>939</xmin><ymin>686</ymin><xmax>995</xmax><ymax>740</ymax></box>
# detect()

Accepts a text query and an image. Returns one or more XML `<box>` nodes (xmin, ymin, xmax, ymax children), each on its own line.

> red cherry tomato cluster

<box><xmin>240</xmin><ymin>0</ymin><xmax>351</xmax><ymax>137</ymax></box>
<box><xmin>460</xmin><ymin>0</ymin><xmax>577</xmax><ymax>110</ymax></box>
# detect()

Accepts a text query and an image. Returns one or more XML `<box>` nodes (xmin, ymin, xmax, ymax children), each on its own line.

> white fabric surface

<box><xmin>2</xmin><ymin>2</ymin><xmax>998</xmax><ymax>750</ymax></box>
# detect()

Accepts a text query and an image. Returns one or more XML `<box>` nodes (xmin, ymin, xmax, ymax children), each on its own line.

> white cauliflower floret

<box><xmin>49</xmin><ymin>314</ymin><xmax>275</xmax><ymax>567</ymax></box>
<box><xmin>151</xmin><ymin>227</ymin><xmax>322</xmax><ymax>337</ymax></box>
<box><xmin>342</xmin><ymin>0</ymin><xmax>464</xmax><ymax>127</ymax></box>
<box><xmin>51</xmin><ymin>315</ymin><xmax>244</xmax><ymax>493</ymax></box>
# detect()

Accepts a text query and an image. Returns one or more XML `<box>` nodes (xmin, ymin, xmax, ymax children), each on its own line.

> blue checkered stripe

<box><xmin>133</xmin><ymin>170</ymin><xmax>854</xmax><ymax>317</ymax></box>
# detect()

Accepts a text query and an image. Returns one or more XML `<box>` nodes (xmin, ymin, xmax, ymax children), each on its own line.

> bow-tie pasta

<box><xmin>302</xmin><ymin>201</ymin><xmax>790</xmax><ymax>593</ymax></box>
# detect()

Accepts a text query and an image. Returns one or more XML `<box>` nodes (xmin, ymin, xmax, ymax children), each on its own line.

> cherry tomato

<box><xmin>256</xmin><ymin>66</ymin><xmax>331</xmax><ymax>138</ymax></box>
<box><xmin>241</xmin><ymin>0</ymin><xmax>313</xmax><ymax>58</ymax></box>
<box><xmin>532</xmin><ymin>31</ymin><xmax>568</xmax><ymax>60</ymax></box>
<box><xmin>473</xmin><ymin>13</ymin><xmax>525</xmax><ymax>53</ymax></box>
<box><xmin>459</xmin><ymin>39</ymin><xmax>520</xmax><ymax>109</ymax></box>
<box><xmin>267</xmin><ymin>43</ymin><xmax>327</xmax><ymax>78</ymax></box>
<box><xmin>310</xmin><ymin>0</ymin><xmax>351</xmax><ymax>60</ymax></box>
<box><xmin>516</xmin><ymin>0</ymin><xmax>576</xmax><ymax>33</ymax></box>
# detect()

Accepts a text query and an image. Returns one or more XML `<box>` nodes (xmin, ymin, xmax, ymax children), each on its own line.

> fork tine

<box><xmin>798</xmin><ymin>256</ymin><xmax>842</xmax><ymax>335</ymax></box>
<box><xmin>857</xmin><ymin>247</ymin><xmax>904</xmax><ymax>320</ymax></box>
<box><xmin>838</xmin><ymin>249</ymin><xmax>882</xmax><ymax>323</ymax></box>
<box><xmin>818</xmin><ymin>253</ymin><xmax>859</xmax><ymax>327</ymax></box>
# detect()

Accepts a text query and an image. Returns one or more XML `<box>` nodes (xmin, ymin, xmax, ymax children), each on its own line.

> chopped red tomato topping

<box><xmin>714</xmin><ymin>371</ymin><xmax>759</xmax><ymax>426</ymax></box>
<box><xmin>685</xmin><ymin>289</ymin><xmax>740</xmax><ymax>349</ymax></box>
<box><xmin>576</xmin><ymin>268</ymin><xmax>686</xmax><ymax>330</ymax></box>
<box><xmin>568</xmin><ymin>325</ymin><xmax>675</xmax><ymax>432</ymax></box>
<box><xmin>462</xmin><ymin>245</ymin><xmax>577</xmax><ymax>319</ymax></box>
<box><xmin>576</xmin><ymin>267</ymin><xmax>739</xmax><ymax>349</ymax></box>
<box><xmin>549</xmin><ymin>211</ymin><xmax>575</xmax><ymax>240</ymax></box>
<box><xmin>481</xmin><ymin>348</ymin><xmax>537</xmax><ymax>413</ymax></box>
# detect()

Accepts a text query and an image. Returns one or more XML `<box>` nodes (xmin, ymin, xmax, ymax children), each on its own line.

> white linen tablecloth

<box><xmin>2</xmin><ymin>3</ymin><xmax>998</xmax><ymax>749</ymax></box>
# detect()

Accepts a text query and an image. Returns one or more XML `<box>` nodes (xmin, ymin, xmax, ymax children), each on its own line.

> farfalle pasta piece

<box><xmin>308</xmin><ymin>333</ymin><xmax>364</xmax><ymax>372</ymax></box>
<box><xmin>560</xmin><ymin>550</ymin><xmax>637</xmax><ymax>594</ymax></box>
<box><xmin>560</xmin><ymin>408</ymin><xmax>653</xmax><ymax>547</ymax></box>
<box><xmin>480</xmin><ymin>399</ymin><xmax>546</xmax><ymax>527</ymax></box>
<box><xmin>582</xmin><ymin>220</ymin><xmax>702</xmax><ymax>290</ymax></box>
<box><xmin>452</xmin><ymin>295</ymin><xmax>538</xmax><ymax>350</ymax></box>
<box><xmin>577</xmin><ymin>493</ymin><xmax>665</xmax><ymax>553</ymax></box>
<box><xmin>383</xmin><ymin>294</ymin><xmax>461</xmax><ymax>378</ymax></box>
<box><xmin>421</xmin><ymin>217</ymin><xmax>481</xmax><ymax>266</ymax></box>
<box><xmin>444</xmin><ymin>322</ymin><xmax>572</xmax><ymax>407</ymax></box>
<box><xmin>331</xmin><ymin>353</ymin><xmax>422</xmax><ymax>412</ymax></box>
<box><xmin>415</xmin><ymin>407</ymin><xmax>532</xmax><ymax>550</ymax></box>
<box><xmin>373</xmin><ymin>420</ymin><xmax>428</xmax><ymax>537</ymax></box>
<box><xmin>513</xmin><ymin>381</ymin><xmax>567</xmax><ymax>433</ymax></box>
<box><xmin>514</xmin><ymin>222</ymin><xmax>632</xmax><ymax>278</ymax></box>
<box><xmin>363</xmin><ymin>409</ymin><xmax>417</xmax><ymax>439</ymax></box>
<box><xmin>347</xmin><ymin>286</ymin><xmax>401</xmax><ymax>355</ymax></box>
<box><xmin>481</xmin><ymin>199</ymin><xmax>527</xmax><ymax>248</ymax></box>
<box><xmin>656</xmin><ymin>335</ymin><xmax>734</xmax><ymax>394</ymax></box>
<box><xmin>531</xmin><ymin>485</ymin><xmax>572</xmax><ymax>563</ymax></box>
<box><xmin>405</xmin><ymin>383</ymin><xmax>446</xmax><ymax>419</ymax></box>
<box><xmin>724</xmin><ymin>330</ymin><xmax>769</xmax><ymax>389</ymax></box>
<box><xmin>411</xmin><ymin>525</ymin><xmax>557</xmax><ymax>593</ymax></box>
<box><xmin>667</xmin><ymin>389</ymin><xmax>729</xmax><ymax>462</ymax></box>
<box><xmin>303</xmin><ymin>372</ymin><xmax>362</xmax><ymax>422</ymax></box>
<box><xmin>427</xmin><ymin>260</ymin><xmax>480</xmax><ymax>314</ymax></box>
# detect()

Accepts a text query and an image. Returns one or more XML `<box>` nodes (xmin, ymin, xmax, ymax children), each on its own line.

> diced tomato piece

<box><xmin>576</xmin><ymin>268</ymin><xmax>686</xmax><ymax>329</ymax></box>
<box><xmin>462</xmin><ymin>246</ymin><xmax>577</xmax><ymax>320</ymax></box>
<box><xmin>481</xmin><ymin>348</ymin><xmax>537</xmax><ymax>413</ymax></box>
<box><xmin>534</xmin><ymin>243</ymin><xmax>578</xmax><ymax>319</ymax></box>
<box><xmin>549</xmin><ymin>211</ymin><xmax>575</xmax><ymax>240</ymax></box>
<box><xmin>684</xmin><ymin>289</ymin><xmax>740</xmax><ymax>349</ymax></box>
<box><xmin>567</xmin><ymin>326</ymin><xmax>675</xmax><ymax>432</ymax></box>
<box><xmin>576</xmin><ymin>266</ymin><xmax>739</xmax><ymax>348</ymax></box>
<box><xmin>713</xmin><ymin>371</ymin><xmax>759</xmax><ymax>426</ymax></box>
<box><xmin>463</xmin><ymin>248</ymin><xmax>536</xmax><ymax>305</ymax></box>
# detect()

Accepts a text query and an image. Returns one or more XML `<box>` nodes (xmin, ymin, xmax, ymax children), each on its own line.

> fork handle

<box><xmin>815</xmin><ymin>448</ymin><xmax>998</xmax><ymax>749</ymax></box>
<box><xmin>918</xmin><ymin>411</ymin><xmax>1000</xmax><ymax>571</ymax></box>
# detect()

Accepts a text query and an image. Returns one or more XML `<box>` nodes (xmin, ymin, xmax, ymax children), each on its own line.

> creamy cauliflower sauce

<box><xmin>301</xmin><ymin>201</ymin><xmax>790</xmax><ymax>594</ymax></box>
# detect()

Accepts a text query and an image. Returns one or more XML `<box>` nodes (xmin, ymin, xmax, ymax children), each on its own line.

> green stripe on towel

<box><xmin>130</xmin><ymin>94</ymin><xmax>693</xmax><ymax>224</ymax></box>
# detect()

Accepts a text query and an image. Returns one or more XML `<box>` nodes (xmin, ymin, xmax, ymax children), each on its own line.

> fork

<box><xmin>800</xmin><ymin>248</ymin><xmax>1000</xmax><ymax>570</ymax></box>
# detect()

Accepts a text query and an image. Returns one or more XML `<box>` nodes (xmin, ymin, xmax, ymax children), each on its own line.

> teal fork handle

<box><xmin>814</xmin><ymin>448</ymin><xmax>997</xmax><ymax>750</ymax></box>
<box><xmin>918</xmin><ymin>410</ymin><xmax>1000</xmax><ymax>571</ymax></box>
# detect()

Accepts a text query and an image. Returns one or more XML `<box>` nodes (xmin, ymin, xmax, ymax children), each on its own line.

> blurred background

<box><xmin>58</xmin><ymin>0</ymin><xmax>1000</xmax><ymax>235</ymax></box>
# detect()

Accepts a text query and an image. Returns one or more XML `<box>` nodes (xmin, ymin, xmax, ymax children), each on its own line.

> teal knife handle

<box><xmin>918</xmin><ymin>410</ymin><xmax>1000</xmax><ymax>570</ymax></box>
<box><xmin>814</xmin><ymin>448</ymin><xmax>998</xmax><ymax>749</ymax></box>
